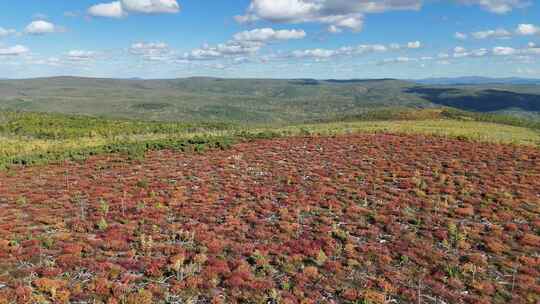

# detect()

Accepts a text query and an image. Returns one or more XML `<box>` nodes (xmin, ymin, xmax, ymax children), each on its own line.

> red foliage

<box><xmin>0</xmin><ymin>134</ymin><xmax>538</xmax><ymax>303</ymax></box>
<box><xmin>520</xmin><ymin>233</ymin><xmax>540</xmax><ymax>247</ymax></box>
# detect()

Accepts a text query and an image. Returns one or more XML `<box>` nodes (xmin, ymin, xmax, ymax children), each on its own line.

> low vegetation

<box><xmin>1</xmin><ymin>109</ymin><xmax>539</xmax><ymax>169</ymax></box>
<box><xmin>0</xmin><ymin>134</ymin><xmax>538</xmax><ymax>303</ymax></box>
<box><xmin>0</xmin><ymin>107</ymin><xmax>538</xmax><ymax>303</ymax></box>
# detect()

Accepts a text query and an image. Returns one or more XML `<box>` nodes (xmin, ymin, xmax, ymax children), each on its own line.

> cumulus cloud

<box><xmin>451</xmin><ymin>46</ymin><xmax>488</xmax><ymax>58</ymax></box>
<box><xmin>183</xmin><ymin>28</ymin><xmax>307</xmax><ymax>62</ymax></box>
<box><xmin>490</xmin><ymin>45</ymin><xmax>540</xmax><ymax>56</ymax></box>
<box><xmin>183</xmin><ymin>40</ymin><xmax>263</xmax><ymax>61</ymax></box>
<box><xmin>129</xmin><ymin>42</ymin><xmax>173</xmax><ymax>61</ymax></box>
<box><xmin>235</xmin><ymin>0</ymin><xmax>422</xmax><ymax>33</ymax></box>
<box><xmin>88</xmin><ymin>1</ymin><xmax>126</xmax><ymax>18</ymax></box>
<box><xmin>236</xmin><ymin>0</ymin><xmax>528</xmax><ymax>34</ymax></box>
<box><xmin>0</xmin><ymin>27</ymin><xmax>16</xmax><ymax>37</ymax></box>
<box><xmin>433</xmin><ymin>44</ymin><xmax>540</xmax><ymax>60</ymax></box>
<box><xmin>387</xmin><ymin>41</ymin><xmax>422</xmax><ymax>50</ymax></box>
<box><xmin>516</xmin><ymin>24</ymin><xmax>540</xmax><ymax>36</ymax></box>
<box><xmin>233</xmin><ymin>28</ymin><xmax>306</xmax><ymax>42</ymax></box>
<box><xmin>292</xmin><ymin>48</ymin><xmax>337</xmax><ymax>59</ymax></box>
<box><xmin>471</xmin><ymin>28</ymin><xmax>511</xmax><ymax>39</ymax></box>
<box><xmin>122</xmin><ymin>0</ymin><xmax>180</xmax><ymax>13</ymax></box>
<box><xmin>0</xmin><ymin>45</ymin><xmax>29</xmax><ymax>56</ymax></box>
<box><xmin>88</xmin><ymin>0</ymin><xmax>180</xmax><ymax>18</ymax></box>
<box><xmin>289</xmin><ymin>41</ymin><xmax>423</xmax><ymax>61</ymax></box>
<box><xmin>290</xmin><ymin>43</ymin><xmax>404</xmax><ymax>60</ymax></box>
<box><xmin>24</xmin><ymin>20</ymin><xmax>64</xmax><ymax>35</ymax></box>
<box><xmin>457</xmin><ymin>0</ymin><xmax>531</xmax><ymax>14</ymax></box>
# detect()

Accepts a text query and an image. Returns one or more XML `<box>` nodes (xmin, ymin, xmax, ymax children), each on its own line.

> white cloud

<box><xmin>88</xmin><ymin>1</ymin><xmax>126</xmax><ymax>18</ymax></box>
<box><xmin>454</xmin><ymin>32</ymin><xmax>468</xmax><ymax>40</ymax></box>
<box><xmin>240</xmin><ymin>0</ymin><xmax>321</xmax><ymax>23</ymax></box>
<box><xmin>386</xmin><ymin>41</ymin><xmax>422</xmax><ymax>50</ymax></box>
<box><xmin>327</xmin><ymin>25</ymin><xmax>342</xmax><ymax>33</ymax></box>
<box><xmin>184</xmin><ymin>28</ymin><xmax>306</xmax><ymax>62</ymax></box>
<box><xmin>233</xmin><ymin>28</ymin><xmax>306</xmax><ymax>42</ymax></box>
<box><xmin>122</xmin><ymin>0</ymin><xmax>180</xmax><ymax>13</ymax></box>
<box><xmin>66</xmin><ymin>50</ymin><xmax>98</xmax><ymax>61</ymax></box>
<box><xmin>24</xmin><ymin>20</ymin><xmax>63</xmax><ymax>35</ymax></box>
<box><xmin>0</xmin><ymin>45</ymin><xmax>29</xmax><ymax>56</ymax></box>
<box><xmin>129</xmin><ymin>42</ymin><xmax>173</xmax><ymax>61</ymax></box>
<box><xmin>471</xmin><ymin>28</ymin><xmax>511</xmax><ymax>39</ymax></box>
<box><xmin>445</xmin><ymin>45</ymin><xmax>540</xmax><ymax>58</ymax></box>
<box><xmin>457</xmin><ymin>0</ymin><xmax>531</xmax><ymax>14</ymax></box>
<box><xmin>184</xmin><ymin>41</ymin><xmax>263</xmax><ymax>61</ymax></box>
<box><xmin>451</xmin><ymin>46</ymin><xmax>488</xmax><ymax>58</ymax></box>
<box><xmin>356</xmin><ymin>44</ymin><xmax>388</xmax><ymax>53</ymax></box>
<box><xmin>454</xmin><ymin>46</ymin><xmax>467</xmax><ymax>53</ymax></box>
<box><xmin>236</xmin><ymin>0</ymin><xmax>527</xmax><ymax>34</ymax></box>
<box><xmin>33</xmin><ymin>57</ymin><xmax>62</xmax><ymax>66</ymax></box>
<box><xmin>453</xmin><ymin>46</ymin><xmax>468</xmax><ymax>57</ymax></box>
<box><xmin>290</xmin><ymin>43</ymin><xmax>391</xmax><ymax>60</ymax></box>
<box><xmin>88</xmin><ymin>0</ymin><xmax>180</xmax><ymax>18</ymax></box>
<box><xmin>493</xmin><ymin>46</ymin><xmax>517</xmax><ymax>55</ymax></box>
<box><xmin>380</xmin><ymin>56</ymin><xmax>417</xmax><ymax>64</ymax></box>
<box><xmin>0</xmin><ymin>27</ymin><xmax>16</xmax><ymax>37</ymax></box>
<box><xmin>407</xmin><ymin>41</ymin><xmax>422</xmax><ymax>49</ymax></box>
<box><xmin>516</xmin><ymin>24</ymin><xmax>540</xmax><ymax>36</ymax></box>
<box><xmin>236</xmin><ymin>0</ymin><xmax>422</xmax><ymax>33</ymax></box>
<box><xmin>292</xmin><ymin>48</ymin><xmax>336</xmax><ymax>59</ymax></box>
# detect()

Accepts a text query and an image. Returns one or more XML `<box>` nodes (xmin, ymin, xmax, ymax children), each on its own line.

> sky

<box><xmin>0</xmin><ymin>0</ymin><xmax>539</xmax><ymax>79</ymax></box>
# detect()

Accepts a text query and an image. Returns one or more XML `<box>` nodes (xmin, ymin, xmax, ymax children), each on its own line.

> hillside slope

<box><xmin>0</xmin><ymin>77</ymin><xmax>539</xmax><ymax>124</ymax></box>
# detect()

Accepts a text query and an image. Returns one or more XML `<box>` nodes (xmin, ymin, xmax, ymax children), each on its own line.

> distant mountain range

<box><xmin>416</xmin><ymin>77</ymin><xmax>540</xmax><ymax>86</ymax></box>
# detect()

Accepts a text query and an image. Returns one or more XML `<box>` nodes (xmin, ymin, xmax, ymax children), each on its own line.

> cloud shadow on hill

<box><xmin>406</xmin><ymin>87</ymin><xmax>540</xmax><ymax>113</ymax></box>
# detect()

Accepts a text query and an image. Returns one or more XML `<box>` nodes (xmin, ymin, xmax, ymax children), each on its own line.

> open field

<box><xmin>0</xmin><ymin>133</ymin><xmax>539</xmax><ymax>303</ymax></box>
<box><xmin>0</xmin><ymin>109</ymin><xmax>539</xmax><ymax>303</ymax></box>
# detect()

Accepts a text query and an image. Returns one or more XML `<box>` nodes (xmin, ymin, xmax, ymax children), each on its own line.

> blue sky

<box><xmin>0</xmin><ymin>0</ymin><xmax>539</xmax><ymax>79</ymax></box>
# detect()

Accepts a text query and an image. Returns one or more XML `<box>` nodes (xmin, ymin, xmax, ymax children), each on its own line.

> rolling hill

<box><xmin>0</xmin><ymin>77</ymin><xmax>539</xmax><ymax>124</ymax></box>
